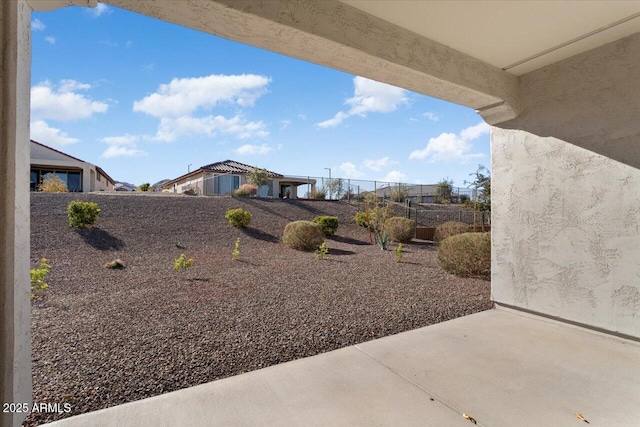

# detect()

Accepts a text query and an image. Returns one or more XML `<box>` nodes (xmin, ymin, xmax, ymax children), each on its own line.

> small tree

<box><xmin>39</xmin><ymin>173</ymin><xmax>68</xmax><ymax>193</ymax></box>
<box><xmin>324</xmin><ymin>178</ymin><xmax>344</xmax><ymax>200</ymax></box>
<box><xmin>390</xmin><ymin>184</ymin><xmax>409</xmax><ymax>203</ymax></box>
<box><xmin>246</xmin><ymin>167</ymin><xmax>271</xmax><ymax>194</ymax></box>
<box><xmin>464</xmin><ymin>165</ymin><xmax>491</xmax><ymax>212</ymax></box>
<box><xmin>137</xmin><ymin>183</ymin><xmax>151</xmax><ymax>192</ymax></box>
<box><xmin>435</xmin><ymin>178</ymin><xmax>453</xmax><ymax>204</ymax></box>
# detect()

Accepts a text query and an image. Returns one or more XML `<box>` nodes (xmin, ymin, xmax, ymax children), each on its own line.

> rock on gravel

<box><xmin>26</xmin><ymin>193</ymin><xmax>491</xmax><ymax>426</ymax></box>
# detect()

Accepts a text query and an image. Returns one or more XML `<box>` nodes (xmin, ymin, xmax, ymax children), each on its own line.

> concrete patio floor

<box><xmin>44</xmin><ymin>307</ymin><xmax>640</xmax><ymax>427</ymax></box>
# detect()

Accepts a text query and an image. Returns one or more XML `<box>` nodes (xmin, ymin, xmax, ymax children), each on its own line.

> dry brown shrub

<box><xmin>437</xmin><ymin>232</ymin><xmax>490</xmax><ymax>279</ymax></box>
<box><xmin>282</xmin><ymin>220</ymin><xmax>324</xmax><ymax>251</ymax></box>
<box><xmin>434</xmin><ymin>221</ymin><xmax>469</xmax><ymax>242</ymax></box>
<box><xmin>384</xmin><ymin>217</ymin><xmax>415</xmax><ymax>243</ymax></box>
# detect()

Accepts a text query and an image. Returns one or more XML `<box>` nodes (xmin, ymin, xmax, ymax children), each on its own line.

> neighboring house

<box><xmin>374</xmin><ymin>184</ymin><xmax>473</xmax><ymax>203</ymax></box>
<box><xmin>164</xmin><ymin>159</ymin><xmax>316</xmax><ymax>199</ymax></box>
<box><xmin>30</xmin><ymin>140</ymin><xmax>115</xmax><ymax>192</ymax></box>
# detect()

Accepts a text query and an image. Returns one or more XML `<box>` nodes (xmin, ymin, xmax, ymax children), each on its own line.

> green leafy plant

<box><xmin>137</xmin><ymin>183</ymin><xmax>151</xmax><ymax>192</ymax></box>
<box><xmin>324</xmin><ymin>178</ymin><xmax>344</xmax><ymax>200</ymax></box>
<box><xmin>435</xmin><ymin>178</ymin><xmax>453</xmax><ymax>204</ymax></box>
<box><xmin>354</xmin><ymin>212</ymin><xmax>373</xmax><ymax>230</ymax></box>
<box><xmin>384</xmin><ymin>217</ymin><xmax>415</xmax><ymax>243</ymax></box>
<box><xmin>174</xmin><ymin>253</ymin><xmax>194</xmax><ymax>271</ymax></box>
<box><xmin>246</xmin><ymin>168</ymin><xmax>271</xmax><ymax>188</ymax></box>
<box><xmin>314</xmin><ymin>242</ymin><xmax>329</xmax><ymax>259</ymax></box>
<box><xmin>67</xmin><ymin>200</ymin><xmax>100</xmax><ymax>228</ymax></box>
<box><xmin>438</xmin><ymin>232</ymin><xmax>490</xmax><ymax>279</ymax></box>
<box><xmin>38</xmin><ymin>173</ymin><xmax>68</xmax><ymax>193</ymax></box>
<box><xmin>363</xmin><ymin>193</ymin><xmax>391</xmax><ymax>249</ymax></box>
<box><xmin>312</xmin><ymin>215</ymin><xmax>339</xmax><ymax>236</ymax></box>
<box><xmin>375</xmin><ymin>232</ymin><xmax>389</xmax><ymax>250</ymax></box>
<box><xmin>234</xmin><ymin>184</ymin><xmax>258</xmax><ymax>197</ymax></box>
<box><xmin>232</xmin><ymin>237</ymin><xmax>241</xmax><ymax>261</ymax></box>
<box><xmin>30</xmin><ymin>258</ymin><xmax>51</xmax><ymax>298</ymax></box>
<box><xmin>395</xmin><ymin>243</ymin><xmax>404</xmax><ymax>263</ymax></box>
<box><xmin>283</xmin><ymin>220</ymin><xmax>325</xmax><ymax>251</ymax></box>
<box><xmin>225</xmin><ymin>208</ymin><xmax>252</xmax><ymax>228</ymax></box>
<box><xmin>434</xmin><ymin>221</ymin><xmax>469</xmax><ymax>242</ymax></box>
<box><xmin>390</xmin><ymin>184</ymin><xmax>409</xmax><ymax>202</ymax></box>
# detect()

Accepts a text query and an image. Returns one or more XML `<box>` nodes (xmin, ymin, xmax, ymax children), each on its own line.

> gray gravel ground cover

<box><xmin>26</xmin><ymin>192</ymin><xmax>490</xmax><ymax>425</ymax></box>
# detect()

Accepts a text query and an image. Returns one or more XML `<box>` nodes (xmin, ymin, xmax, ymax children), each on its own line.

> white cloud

<box><xmin>30</xmin><ymin>120</ymin><xmax>78</xmax><ymax>146</ymax></box>
<box><xmin>133</xmin><ymin>74</ymin><xmax>271</xmax><ymax>118</ymax></box>
<box><xmin>316</xmin><ymin>76</ymin><xmax>408</xmax><ymax>128</ymax></box>
<box><xmin>101</xmin><ymin>134</ymin><xmax>139</xmax><ymax>145</ymax></box>
<box><xmin>31</xmin><ymin>80</ymin><xmax>108</xmax><ymax>121</ymax></box>
<box><xmin>280</xmin><ymin>119</ymin><xmax>291</xmax><ymax>129</ymax></box>
<box><xmin>298</xmin><ymin>113</ymin><xmax>307</xmax><ymax>120</ymax></box>
<box><xmin>101</xmin><ymin>145</ymin><xmax>146</xmax><ymax>159</ymax></box>
<box><xmin>153</xmin><ymin>115</ymin><xmax>268</xmax><ymax>142</ymax></box>
<box><xmin>100</xmin><ymin>134</ymin><xmax>146</xmax><ymax>158</ymax></box>
<box><xmin>32</xmin><ymin>19</ymin><xmax>45</xmax><ymax>31</ymax></box>
<box><xmin>422</xmin><ymin>112</ymin><xmax>440</xmax><ymax>122</ymax></box>
<box><xmin>234</xmin><ymin>144</ymin><xmax>273</xmax><ymax>155</ymax></box>
<box><xmin>409</xmin><ymin>121</ymin><xmax>489</xmax><ymax>163</ymax></box>
<box><xmin>381</xmin><ymin>170</ymin><xmax>408</xmax><ymax>183</ymax></box>
<box><xmin>363</xmin><ymin>157</ymin><xmax>398</xmax><ymax>171</ymax></box>
<box><xmin>336</xmin><ymin>162</ymin><xmax>364</xmax><ymax>179</ymax></box>
<box><xmin>89</xmin><ymin>3</ymin><xmax>111</xmax><ymax>18</ymax></box>
<box><xmin>45</xmin><ymin>36</ymin><xmax>56</xmax><ymax>45</ymax></box>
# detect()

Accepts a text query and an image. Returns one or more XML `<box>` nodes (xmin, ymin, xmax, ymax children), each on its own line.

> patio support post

<box><xmin>0</xmin><ymin>1</ymin><xmax>32</xmax><ymax>426</ymax></box>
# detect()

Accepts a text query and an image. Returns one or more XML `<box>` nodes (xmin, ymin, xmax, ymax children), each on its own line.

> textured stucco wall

<box><xmin>492</xmin><ymin>128</ymin><xmax>640</xmax><ymax>338</ymax></box>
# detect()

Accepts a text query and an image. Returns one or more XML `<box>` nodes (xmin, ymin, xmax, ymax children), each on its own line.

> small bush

<box><xmin>354</xmin><ymin>212</ymin><xmax>372</xmax><ymax>230</ymax></box>
<box><xmin>30</xmin><ymin>258</ymin><xmax>50</xmax><ymax>298</ymax></box>
<box><xmin>234</xmin><ymin>184</ymin><xmax>258</xmax><ymax>197</ymax></box>
<box><xmin>395</xmin><ymin>243</ymin><xmax>404</xmax><ymax>263</ymax></box>
<box><xmin>137</xmin><ymin>183</ymin><xmax>151</xmax><ymax>192</ymax></box>
<box><xmin>385</xmin><ymin>217</ymin><xmax>415</xmax><ymax>243</ymax></box>
<box><xmin>312</xmin><ymin>215</ymin><xmax>339</xmax><ymax>236</ymax></box>
<box><xmin>438</xmin><ymin>232</ymin><xmax>490</xmax><ymax>279</ymax></box>
<box><xmin>39</xmin><ymin>173</ymin><xmax>68</xmax><ymax>193</ymax></box>
<box><xmin>225</xmin><ymin>208</ymin><xmax>252</xmax><ymax>228</ymax></box>
<box><xmin>174</xmin><ymin>253</ymin><xmax>194</xmax><ymax>271</ymax></box>
<box><xmin>283</xmin><ymin>220</ymin><xmax>325</xmax><ymax>251</ymax></box>
<box><xmin>314</xmin><ymin>242</ymin><xmax>329</xmax><ymax>259</ymax></box>
<box><xmin>67</xmin><ymin>200</ymin><xmax>100</xmax><ymax>228</ymax></box>
<box><xmin>309</xmin><ymin>188</ymin><xmax>326</xmax><ymax>199</ymax></box>
<box><xmin>434</xmin><ymin>221</ymin><xmax>469</xmax><ymax>242</ymax></box>
<box><xmin>232</xmin><ymin>237</ymin><xmax>241</xmax><ymax>261</ymax></box>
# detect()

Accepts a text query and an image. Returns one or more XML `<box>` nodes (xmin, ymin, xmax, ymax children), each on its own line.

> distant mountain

<box><xmin>114</xmin><ymin>181</ymin><xmax>136</xmax><ymax>192</ymax></box>
<box><xmin>152</xmin><ymin>179</ymin><xmax>171</xmax><ymax>191</ymax></box>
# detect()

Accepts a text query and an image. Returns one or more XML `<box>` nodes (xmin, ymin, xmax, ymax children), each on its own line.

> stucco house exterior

<box><xmin>164</xmin><ymin>159</ymin><xmax>316</xmax><ymax>198</ymax></box>
<box><xmin>30</xmin><ymin>140</ymin><xmax>115</xmax><ymax>192</ymax></box>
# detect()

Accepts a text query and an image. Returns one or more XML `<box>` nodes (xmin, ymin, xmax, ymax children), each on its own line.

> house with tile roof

<box><xmin>164</xmin><ymin>159</ymin><xmax>316</xmax><ymax>198</ymax></box>
<box><xmin>30</xmin><ymin>140</ymin><xmax>115</xmax><ymax>192</ymax></box>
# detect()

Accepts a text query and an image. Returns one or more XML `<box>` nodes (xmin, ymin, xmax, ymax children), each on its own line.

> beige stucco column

<box><xmin>0</xmin><ymin>1</ymin><xmax>32</xmax><ymax>426</ymax></box>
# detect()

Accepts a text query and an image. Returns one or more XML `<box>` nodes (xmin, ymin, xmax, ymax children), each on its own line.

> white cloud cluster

<box><xmin>132</xmin><ymin>74</ymin><xmax>271</xmax><ymax>142</ymax></box>
<box><xmin>381</xmin><ymin>170</ymin><xmax>408</xmax><ymax>183</ymax></box>
<box><xmin>409</xmin><ymin>122</ymin><xmax>489</xmax><ymax>163</ymax></box>
<box><xmin>363</xmin><ymin>156</ymin><xmax>398</xmax><ymax>171</ymax></box>
<box><xmin>30</xmin><ymin>120</ymin><xmax>78</xmax><ymax>146</ymax></box>
<box><xmin>32</xmin><ymin>19</ymin><xmax>45</xmax><ymax>31</ymax></box>
<box><xmin>30</xmin><ymin>79</ymin><xmax>108</xmax><ymax>147</ymax></box>
<box><xmin>45</xmin><ymin>36</ymin><xmax>56</xmax><ymax>45</ymax></box>
<box><xmin>100</xmin><ymin>134</ymin><xmax>146</xmax><ymax>159</ymax></box>
<box><xmin>336</xmin><ymin>162</ymin><xmax>364</xmax><ymax>179</ymax></box>
<box><xmin>316</xmin><ymin>76</ymin><xmax>408</xmax><ymax>128</ymax></box>
<box><xmin>89</xmin><ymin>3</ymin><xmax>111</xmax><ymax>18</ymax></box>
<box><xmin>422</xmin><ymin>112</ymin><xmax>440</xmax><ymax>122</ymax></box>
<box><xmin>31</xmin><ymin>79</ymin><xmax>108</xmax><ymax>122</ymax></box>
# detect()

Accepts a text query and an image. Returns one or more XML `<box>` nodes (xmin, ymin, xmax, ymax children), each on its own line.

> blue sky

<box><xmin>30</xmin><ymin>3</ymin><xmax>490</xmax><ymax>188</ymax></box>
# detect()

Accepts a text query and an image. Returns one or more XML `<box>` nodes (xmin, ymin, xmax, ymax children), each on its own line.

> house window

<box><xmin>30</xmin><ymin>168</ymin><xmax>83</xmax><ymax>192</ymax></box>
<box><xmin>96</xmin><ymin>172</ymin><xmax>101</xmax><ymax>182</ymax></box>
<box><xmin>217</xmin><ymin>175</ymin><xmax>240</xmax><ymax>195</ymax></box>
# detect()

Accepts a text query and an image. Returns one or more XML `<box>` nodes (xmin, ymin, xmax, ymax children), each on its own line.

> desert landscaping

<box><xmin>27</xmin><ymin>193</ymin><xmax>490</xmax><ymax>425</ymax></box>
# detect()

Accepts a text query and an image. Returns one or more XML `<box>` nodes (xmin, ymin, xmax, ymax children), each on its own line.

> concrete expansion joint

<box><xmin>353</xmin><ymin>344</ymin><xmax>488</xmax><ymax>427</ymax></box>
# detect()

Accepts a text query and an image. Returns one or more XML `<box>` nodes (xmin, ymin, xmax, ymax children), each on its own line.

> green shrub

<box><xmin>174</xmin><ymin>253</ymin><xmax>194</xmax><ymax>271</ymax></box>
<box><xmin>234</xmin><ymin>184</ymin><xmax>258</xmax><ymax>197</ymax></box>
<box><xmin>354</xmin><ymin>212</ymin><xmax>372</xmax><ymax>230</ymax></box>
<box><xmin>434</xmin><ymin>221</ymin><xmax>469</xmax><ymax>242</ymax></box>
<box><xmin>385</xmin><ymin>217</ymin><xmax>415</xmax><ymax>243</ymax></box>
<box><xmin>137</xmin><ymin>183</ymin><xmax>151</xmax><ymax>192</ymax></box>
<box><xmin>283</xmin><ymin>220</ymin><xmax>325</xmax><ymax>251</ymax></box>
<box><xmin>39</xmin><ymin>173</ymin><xmax>68</xmax><ymax>193</ymax></box>
<box><xmin>225</xmin><ymin>208</ymin><xmax>252</xmax><ymax>228</ymax></box>
<box><xmin>395</xmin><ymin>243</ymin><xmax>404</xmax><ymax>263</ymax></box>
<box><xmin>67</xmin><ymin>200</ymin><xmax>100</xmax><ymax>228</ymax></box>
<box><xmin>30</xmin><ymin>258</ymin><xmax>50</xmax><ymax>298</ymax></box>
<box><xmin>312</xmin><ymin>215</ymin><xmax>339</xmax><ymax>236</ymax></box>
<box><xmin>232</xmin><ymin>237</ymin><xmax>241</xmax><ymax>261</ymax></box>
<box><xmin>314</xmin><ymin>242</ymin><xmax>329</xmax><ymax>259</ymax></box>
<box><xmin>438</xmin><ymin>232</ymin><xmax>490</xmax><ymax>279</ymax></box>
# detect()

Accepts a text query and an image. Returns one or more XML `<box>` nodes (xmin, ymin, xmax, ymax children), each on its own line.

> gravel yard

<box><xmin>27</xmin><ymin>193</ymin><xmax>491</xmax><ymax>426</ymax></box>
